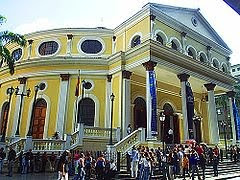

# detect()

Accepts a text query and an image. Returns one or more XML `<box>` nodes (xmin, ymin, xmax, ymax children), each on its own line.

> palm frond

<box><xmin>0</xmin><ymin>31</ymin><xmax>26</xmax><ymax>46</ymax></box>
<box><xmin>0</xmin><ymin>15</ymin><xmax>6</xmax><ymax>25</ymax></box>
<box><xmin>0</xmin><ymin>45</ymin><xmax>14</xmax><ymax>74</ymax></box>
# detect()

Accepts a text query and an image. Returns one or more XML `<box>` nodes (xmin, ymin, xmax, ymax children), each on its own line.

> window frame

<box><xmin>11</xmin><ymin>47</ymin><xmax>23</xmax><ymax>62</ymax></box>
<box><xmin>36</xmin><ymin>38</ymin><xmax>61</xmax><ymax>57</ymax></box>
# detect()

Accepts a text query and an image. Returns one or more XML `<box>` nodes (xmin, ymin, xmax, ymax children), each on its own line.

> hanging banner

<box><xmin>232</xmin><ymin>99</ymin><xmax>240</xmax><ymax>140</ymax></box>
<box><xmin>149</xmin><ymin>71</ymin><xmax>157</xmax><ymax>136</ymax></box>
<box><xmin>186</xmin><ymin>81</ymin><xmax>194</xmax><ymax>139</ymax></box>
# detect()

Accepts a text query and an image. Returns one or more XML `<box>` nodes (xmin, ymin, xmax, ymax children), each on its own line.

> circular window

<box><xmin>84</xmin><ymin>82</ymin><xmax>92</xmax><ymax>90</ymax></box>
<box><xmin>38</xmin><ymin>41</ymin><xmax>59</xmax><ymax>56</ymax></box>
<box><xmin>12</xmin><ymin>48</ymin><xmax>22</xmax><ymax>62</ymax></box>
<box><xmin>39</xmin><ymin>82</ymin><xmax>46</xmax><ymax>91</ymax></box>
<box><xmin>81</xmin><ymin>40</ymin><xmax>103</xmax><ymax>54</ymax></box>
<box><xmin>191</xmin><ymin>17</ymin><xmax>198</xmax><ymax>27</ymax></box>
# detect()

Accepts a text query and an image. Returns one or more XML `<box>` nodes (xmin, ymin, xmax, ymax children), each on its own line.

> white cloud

<box><xmin>14</xmin><ymin>18</ymin><xmax>58</xmax><ymax>34</ymax></box>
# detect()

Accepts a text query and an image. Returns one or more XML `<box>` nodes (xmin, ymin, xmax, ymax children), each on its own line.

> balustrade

<box><xmin>33</xmin><ymin>139</ymin><xmax>65</xmax><ymax>151</ymax></box>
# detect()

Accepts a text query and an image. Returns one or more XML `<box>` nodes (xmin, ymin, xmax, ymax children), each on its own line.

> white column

<box><xmin>181</xmin><ymin>32</ymin><xmax>187</xmax><ymax>54</ymax></box>
<box><xmin>27</xmin><ymin>40</ymin><xmax>33</xmax><ymax>59</ymax></box>
<box><xmin>150</xmin><ymin>15</ymin><xmax>156</xmax><ymax>40</ymax></box>
<box><xmin>56</xmin><ymin>74</ymin><xmax>70</xmax><ymax>138</ymax></box>
<box><xmin>122</xmin><ymin>70</ymin><xmax>132</xmax><ymax>137</ymax></box>
<box><xmin>66</xmin><ymin>34</ymin><xmax>73</xmax><ymax>56</ymax></box>
<box><xmin>105</xmin><ymin>75</ymin><xmax>112</xmax><ymax>128</ymax></box>
<box><xmin>227</xmin><ymin>91</ymin><xmax>237</xmax><ymax>144</ymax></box>
<box><xmin>12</xmin><ymin>77</ymin><xmax>27</xmax><ymax>137</ymax></box>
<box><xmin>143</xmin><ymin>61</ymin><xmax>157</xmax><ymax>140</ymax></box>
<box><xmin>177</xmin><ymin>73</ymin><xmax>189</xmax><ymax>141</ymax></box>
<box><xmin>207</xmin><ymin>46</ymin><xmax>212</xmax><ymax>65</ymax></box>
<box><xmin>204</xmin><ymin>83</ymin><xmax>219</xmax><ymax>144</ymax></box>
<box><xmin>112</xmin><ymin>36</ymin><xmax>116</xmax><ymax>54</ymax></box>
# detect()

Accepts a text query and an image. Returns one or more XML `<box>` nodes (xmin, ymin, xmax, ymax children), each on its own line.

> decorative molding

<box><xmin>122</xmin><ymin>70</ymin><xmax>132</xmax><ymax>79</ymax></box>
<box><xmin>177</xmin><ymin>73</ymin><xmax>190</xmax><ymax>82</ymax></box>
<box><xmin>204</xmin><ymin>83</ymin><xmax>216</xmax><ymax>91</ymax></box>
<box><xmin>150</xmin><ymin>14</ymin><xmax>156</xmax><ymax>21</ymax></box>
<box><xmin>18</xmin><ymin>77</ymin><xmax>27</xmax><ymax>84</ymax></box>
<box><xmin>107</xmin><ymin>75</ymin><xmax>112</xmax><ymax>82</ymax></box>
<box><xmin>28</xmin><ymin>39</ymin><xmax>34</xmax><ymax>45</ymax></box>
<box><xmin>142</xmin><ymin>61</ymin><xmax>157</xmax><ymax>71</ymax></box>
<box><xmin>181</xmin><ymin>32</ymin><xmax>187</xmax><ymax>37</ymax></box>
<box><xmin>67</xmin><ymin>34</ymin><xmax>73</xmax><ymax>40</ymax></box>
<box><xmin>226</xmin><ymin>91</ymin><xmax>236</xmax><ymax>98</ymax></box>
<box><xmin>60</xmin><ymin>74</ymin><xmax>70</xmax><ymax>81</ymax></box>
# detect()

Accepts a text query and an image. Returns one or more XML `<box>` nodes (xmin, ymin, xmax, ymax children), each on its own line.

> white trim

<box><xmin>198</xmin><ymin>51</ymin><xmax>208</xmax><ymax>62</ymax></box>
<box><xmin>154</xmin><ymin>29</ymin><xmax>168</xmax><ymax>45</ymax></box>
<box><xmin>128</xmin><ymin>32</ymin><xmax>143</xmax><ymax>49</ymax></box>
<box><xmin>77</xmin><ymin>36</ymin><xmax>105</xmax><ymax>56</ymax></box>
<box><xmin>168</xmin><ymin>37</ymin><xmax>182</xmax><ymax>52</ymax></box>
<box><xmin>36</xmin><ymin>38</ymin><xmax>61</xmax><ymax>57</ymax></box>
<box><xmin>221</xmin><ymin>62</ymin><xmax>228</xmax><ymax>73</ymax></box>
<box><xmin>0</xmin><ymin>100</ymin><xmax>9</xmax><ymax>134</ymax></box>
<box><xmin>186</xmin><ymin>45</ymin><xmax>197</xmax><ymax>59</ymax></box>
<box><xmin>38</xmin><ymin>81</ymin><xmax>48</xmax><ymax>92</ymax></box>
<box><xmin>82</xmin><ymin>79</ymin><xmax>94</xmax><ymax>92</ymax></box>
<box><xmin>159</xmin><ymin>99</ymin><xmax>177</xmax><ymax>112</ymax></box>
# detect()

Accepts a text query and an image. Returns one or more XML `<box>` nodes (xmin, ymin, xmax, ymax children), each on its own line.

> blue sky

<box><xmin>1</xmin><ymin>0</ymin><xmax>239</xmax><ymax>65</ymax></box>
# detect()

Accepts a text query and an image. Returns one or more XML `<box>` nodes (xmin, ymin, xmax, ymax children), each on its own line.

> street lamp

<box><xmin>221</xmin><ymin>121</ymin><xmax>228</xmax><ymax>158</ymax></box>
<box><xmin>159</xmin><ymin>112</ymin><xmax>165</xmax><ymax>152</ymax></box>
<box><xmin>15</xmin><ymin>86</ymin><xmax>31</xmax><ymax>136</ymax></box>
<box><xmin>109</xmin><ymin>93</ymin><xmax>115</xmax><ymax>145</ymax></box>
<box><xmin>27</xmin><ymin>85</ymin><xmax>39</xmax><ymax>136</ymax></box>
<box><xmin>0</xmin><ymin>87</ymin><xmax>14</xmax><ymax>142</ymax></box>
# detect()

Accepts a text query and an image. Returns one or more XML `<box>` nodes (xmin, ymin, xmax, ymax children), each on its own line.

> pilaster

<box><xmin>105</xmin><ymin>75</ymin><xmax>112</xmax><ymax>128</ymax></box>
<box><xmin>181</xmin><ymin>32</ymin><xmax>187</xmax><ymax>54</ymax></box>
<box><xmin>27</xmin><ymin>40</ymin><xmax>33</xmax><ymax>59</ymax></box>
<box><xmin>66</xmin><ymin>34</ymin><xmax>73</xmax><ymax>56</ymax></box>
<box><xmin>227</xmin><ymin>91</ymin><xmax>237</xmax><ymax>144</ymax></box>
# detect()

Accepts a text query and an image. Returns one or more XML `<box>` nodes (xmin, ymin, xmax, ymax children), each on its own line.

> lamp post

<box><xmin>109</xmin><ymin>93</ymin><xmax>115</xmax><ymax>145</ymax></box>
<box><xmin>221</xmin><ymin>121</ymin><xmax>228</xmax><ymax>158</ymax></box>
<box><xmin>15</xmin><ymin>86</ymin><xmax>31</xmax><ymax>136</ymax></box>
<box><xmin>27</xmin><ymin>85</ymin><xmax>39</xmax><ymax>136</ymax></box>
<box><xmin>0</xmin><ymin>87</ymin><xmax>14</xmax><ymax>142</ymax></box>
<box><xmin>159</xmin><ymin>112</ymin><xmax>165</xmax><ymax>152</ymax></box>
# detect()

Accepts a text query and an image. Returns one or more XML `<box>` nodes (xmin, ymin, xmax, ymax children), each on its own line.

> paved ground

<box><xmin>0</xmin><ymin>173</ymin><xmax>58</xmax><ymax>180</ymax></box>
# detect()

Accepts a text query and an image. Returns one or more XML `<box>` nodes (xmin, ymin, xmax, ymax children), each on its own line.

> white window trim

<box><xmin>154</xmin><ymin>29</ymin><xmax>168</xmax><ymax>45</ymax></box>
<box><xmin>128</xmin><ymin>32</ymin><xmax>143</xmax><ymax>49</ymax></box>
<box><xmin>83</xmin><ymin>79</ymin><xmax>94</xmax><ymax>92</ymax></box>
<box><xmin>168</xmin><ymin>37</ymin><xmax>182</xmax><ymax>52</ymax></box>
<box><xmin>221</xmin><ymin>62</ymin><xmax>228</xmax><ymax>73</ymax></box>
<box><xmin>186</xmin><ymin>45</ymin><xmax>197</xmax><ymax>59</ymax></box>
<box><xmin>78</xmin><ymin>36</ymin><xmax>105</xmax><ymax>56</ymax></box>
<box><xmin>212</xmin><ymin>57</ymin><xmax>220</xmax><ymax>69</ymax></box>
<box><xmin>38</xmin><ymin>81</ymin><xmax>48</xmax><ymax>92</ymax></box>
<box><xmin>198</xmin><ymin>51</ymin><xmax>208</xmax><ymax>62</ymax></box>
<box><xmin>36</xmin><ymin>38</ymin><xmax>61</xmax><ymax>57</ymax></box>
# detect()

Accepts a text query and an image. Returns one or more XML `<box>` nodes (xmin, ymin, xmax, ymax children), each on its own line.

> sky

<box><xmin>1</xmin><ymin>0</ymin><xmax>239</xmax><ymax>65</ymax></box>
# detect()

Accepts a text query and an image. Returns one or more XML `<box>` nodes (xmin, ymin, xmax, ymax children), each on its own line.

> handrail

<box><xmin>84</xmin><ymin>126</ymin><xmax>118</xmax><ymax>139</ymax></box>
<box><xmin>32</xmin><ymin>139</ymin><xmax>65</xmax><ymax>151</ymax></box>
<box><xmin>9</xmin><ymin>138</ymin><xmax>26</xmax><ymax>155</ymax></box>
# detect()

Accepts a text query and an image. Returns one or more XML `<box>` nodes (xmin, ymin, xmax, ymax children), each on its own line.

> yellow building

<box><xmin>0</xmin><ymin>3</ymin><xmax>237</xmax><ymax>151</ymax></box>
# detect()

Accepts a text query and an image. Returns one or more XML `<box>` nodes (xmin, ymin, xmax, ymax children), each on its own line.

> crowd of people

<box><xmin>0</xmin><ymin>143</ymin><xmax>240</xmax><ymax>179</ymax></box>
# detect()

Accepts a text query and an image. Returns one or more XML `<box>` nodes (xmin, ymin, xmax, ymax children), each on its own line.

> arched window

<box><xmin>171</xmin><ymin>41</ymin><xmax>178</xmax><ymax>50</ymax></box>
<box><xmin>38</xmin><ymin>41</ymin><xmax>59</xmax><ymax>56</ymax></box>
<box><xmin>133</xmin><ymin>97</ymin><xmax>146</xmax><ymax>130</ymax></box>
<box><xmin>188</xmin><ymin>49</ymin><xmax>194</xmax><ymax>57</ymax></box>
<box><xmin>12</xmin><ymin>48</ymin><xmax>22</xmax><ymax>62</ymax></box>
<box><xmin>156</xmin><ymin>34</ymin><xmax>164</xmax><ymax>45</ymax></box>
<box><xmin>32</xmin><ymin>98</ymin><xmax>47</xmax><ymax>139</ymax></box>
<box><xmin>163</xmin><ymin>103</ymin><xmax>174</xmax><ymax>116</ymax></box>
<box><xmin>186</xmin><ymin>46</ymin><xmax>197</xmax><ymax>59</ymax></box>
<box><xmin>0</xmin><ymin>102</ymin><xmax>9</xmax><ymax>135</ymax></box>
<box><xmin>222</xmin><ymin>64</ymin><xmax>228</xmax><ymax>73</ymax></box>
<box><xmin>212</xmin><ymin>58</ymin><xmax>220</xmax><ymax>69</ymax></box>
<box><xmin>199</xmin><ymin>52</ymin><xmax>207</xmax><ymax>63</ymax></box>
<box><xmin>131</xmin><ymin>35</ymin><xmax>141</xmax><ymax>48</ymax></box>
<box><xmin>78</xmin><ymin>98</ymin><xmax>95</xmax><ymax>126</ymax></box>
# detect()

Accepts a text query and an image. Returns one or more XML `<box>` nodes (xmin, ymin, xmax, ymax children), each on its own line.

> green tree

<box><xmin>0</xmin><ymin>15</ymin><xmax>26</xmax><ymax>74</ymax></box>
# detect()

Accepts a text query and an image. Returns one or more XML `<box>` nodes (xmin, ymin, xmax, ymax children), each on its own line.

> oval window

<box><xmin>81</xmin><ymin>40</ymin><xmax>103</xmax><ymax>54</ymax></box>
<box><xmin>12</xmin><ymin>48</ymin><xmax>22</xmax><ymax>62</ymax></box>
<box><xmin>38</xmin><ymin>41</ymin><xmax>59</xmax><ymax>56</ymax></box>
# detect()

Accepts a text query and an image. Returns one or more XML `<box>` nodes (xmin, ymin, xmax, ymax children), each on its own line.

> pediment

<box><xmin>150</xmin><ymin>3</ymin><xmax>231</xmax><ymax>51</ymax></box>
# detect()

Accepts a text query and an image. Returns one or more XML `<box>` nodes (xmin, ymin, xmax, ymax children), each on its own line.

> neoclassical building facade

<box><xmin>0</xmin><ymin>3</ymin><xmax>237</xmax><ymax>148</ymax></box>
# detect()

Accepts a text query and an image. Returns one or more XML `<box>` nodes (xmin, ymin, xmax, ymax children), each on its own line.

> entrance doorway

<box><xmin>133</xmin><ymin>97</ymin><xmax>147</xmax><ymax>130</ymax></box>
<box><xmin>162</xmin><ymin>103</ymin><xmax>180</xmax><ymax>144</ymax></box>
<box><xmin>32</xmin><ymin>98</ymin><xmax>47</xmax><ymax>139</ymax></box>
<box><xmin>194</xmin><ymin>120</ymin><xmax>202</xmax><ymax>143</ymax></box>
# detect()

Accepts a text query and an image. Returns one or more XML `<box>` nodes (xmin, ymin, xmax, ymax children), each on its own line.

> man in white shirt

<box><xmin>129</xmin><ymin>146</ymin><xmax>139</xmax><ymax>178</ymax></box>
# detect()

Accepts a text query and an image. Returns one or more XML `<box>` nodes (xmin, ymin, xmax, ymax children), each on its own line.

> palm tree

<box><xmin>0</xmin><ymin>15</ymin><xmax>26</xmax><ymax>74</ymax></box>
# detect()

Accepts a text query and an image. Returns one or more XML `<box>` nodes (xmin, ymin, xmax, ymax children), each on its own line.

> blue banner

<box><xmin>185</xmin><ymin>81</ymin><xmax>194</xmax><ymax>139</ymax></box>
<box><xmin>232</xmin><ymin>99</ymin><xmax>240</xmax><ymax>140</ymax></box>
<box><xmin>149</xmin><ymin>71</ymin><xmax>157</xmax><ymax>136</ymax></box>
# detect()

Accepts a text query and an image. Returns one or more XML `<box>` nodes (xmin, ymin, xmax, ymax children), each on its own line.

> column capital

<box><xmin>227</xmin><ymin>57</ymin><xmax>230</xmax><ymax>61</ymax></box>
<box><xmin>226</xmin><ymin>91</ymin><xmax>236</xmax><ymax>98</ymax></box>
<box><xmin>122</xmin><ymin>70</ymin><xmax>132</xmax><ymax>79</ymax></box>
<box><xmin>28</xmin><ymin>39</ymin><xmax>34</xmax><ymax>45</ymax></box>
<box><xmin>18</xmin><ymin>77</ymin><xmax>27</xmax><ymax>84</ymax></box>
<box><xmin>142</xmin><ymin>61</ymin><xmax>157</xmax><ymax>71</ymax></box>
<box><xmin>207</xmin><ymin>46</ymin><xmax>212</xmax><ymax>51</ymax></box>
<box><xmin>181</xmin><ymin>32</ymin><xmax>187</xmax><ymax>37</ymax></box>
<box><xmin>107</xmin><ymin>75</ymin><xmax>112</xmax><ymax>82</ymax></box>
<box><xmin>177</xmin><ymin>73</ymin><xmax>190</xmax><ymax>82</ymax></box>
<box><xmin>150</xmin><ymin>14</ymin><xmax>156</xmax><ymax>21</ymax></box>
<box><xmin>113</xmin><ymin>36</ymin><xmax>116</xmax><ymax>41</ymax></box>
<box><xmin>60</xmin><ymin>74</ymin><xmax>70</xmax><ymax>81</ymax></box>
<box><xmin>204</xmin><ymin>83</ymin><xmax>216</xmax><ymax>91</ymax></box>
<box><xmin>67</xmin><ymin>34</ymin><xmax>73</xmax><ymax>40</ymax></box>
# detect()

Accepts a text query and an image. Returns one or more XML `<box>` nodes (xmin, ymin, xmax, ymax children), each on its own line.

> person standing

<box><xmin>127</xmin><ymin>124</ymin><xmax>132</xmax><ymax>135</ymax></box>
<box><xmin>199</xmin><ymin>153</ymin><xmax>207</xmax><ymax>179</ymax></box>
<box><xmin>213</xmin><ymin>154</ymin><xmax>219</xmax><ymax>177</ymax></box>
<box><xmin>130</xmin><ymin>146</ymin><xmax>139</xmax><ymax>178</ymax></box>
<box><xmin>0</xmin><ymin>147</ymin><xmax>6</xmax><ymax>174</ymax></box>
<box><xmin>49</xmin><ymin>152</ymin><xmax>56</xmax><ymax>172</ymax></box>
<box><xmin>7</xmin><ymin>146</ymin><xmax>16</xmax><ymax>177</ymax></box>
<box><xmin>182</xmin><ymin>154</ymin><xmax>189</xmax><ymax>180</ymax></box>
